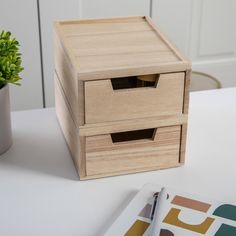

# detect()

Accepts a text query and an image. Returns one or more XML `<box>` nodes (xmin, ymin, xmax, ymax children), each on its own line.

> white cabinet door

<box><xmin>39</xmin><ymin>0</ymin><xmax>79</xmax><ymax>107</ymax></box>
<box><xmin>80</xmin><ymin>0</ymin><xmax>150</xmax><ymax>18</ymax></box>
<box><xmin>0</xmin><ymin>0</ymin><xmax>43</xmax><ymax>110</ymax></box>
<box><xmin>40</xmin><ymin>0</ymin><xmax>151</xmax><ymax>107</ymax></box>
<box><xmin>2</xmin><ymin>0</ymin><xmax>235</xmax><ymax>109</ymax></box>
<box><xmin>152</xmin><ymin>0</ymin><xmax>236</xmax><ymax>88</ymax></box>
<box><xmin>151</xmin><ymin>0</ymin><xmax>192</xmax><ymax>55</ymax></box>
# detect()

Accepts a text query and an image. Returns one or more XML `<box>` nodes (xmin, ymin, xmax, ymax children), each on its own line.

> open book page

<box><xmin>104</xmin><ymin>183</ymin><xmax>236</xmax><ymax>236</ymax></box>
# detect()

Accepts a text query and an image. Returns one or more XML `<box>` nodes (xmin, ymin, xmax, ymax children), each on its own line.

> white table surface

<box><xmin>1</xmin><ymin>87</ymin><xmax>236</xmax><ymax>236</ymax></box>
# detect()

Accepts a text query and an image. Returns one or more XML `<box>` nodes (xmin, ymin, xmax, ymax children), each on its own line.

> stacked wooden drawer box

<box><xmin>54</xmin><ymin>16</ymin><xmax>191</xmax><ymax>180</ymax></box>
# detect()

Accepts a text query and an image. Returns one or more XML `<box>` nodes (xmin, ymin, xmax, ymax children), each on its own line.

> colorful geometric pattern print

<box><xmin>104</xmin><ymin>184</ymin><xmax>236</xmax><ymax>236</ymax></box>
<box><xmin>125</xmin><ymin>194</ymin><xmax>236</xmax><ymax>235</ymax></box>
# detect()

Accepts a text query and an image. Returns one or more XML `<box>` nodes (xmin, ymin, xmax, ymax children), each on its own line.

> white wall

<box><xmin>1</xmin><ymin>0</ymin><xmax>236</xmax><ymax>110</ymax></box>
<box><xmin>39</xmin><ymin>0</ymin><xmax>79</xmax><ymax>107</ymax></box>
<box><xmin>40</xmin><ymin>0</ymin><xmax>151</xmax><ymax>107</ymax></box>
<box><xmin>0</xmin><ymin>0</ymin><xmax>43</xmax><ymax>110</ymax></box>
<box><xmin>153</xmin><ymin>0</ymin><xmax>236</xmax><ymax>89</ymax></box>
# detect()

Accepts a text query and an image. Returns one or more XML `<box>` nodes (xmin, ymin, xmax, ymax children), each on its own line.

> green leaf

<box><xmin>0</xmin><ymin>30</ymin><xmax>23</xmax><ymax>86</ymax></box>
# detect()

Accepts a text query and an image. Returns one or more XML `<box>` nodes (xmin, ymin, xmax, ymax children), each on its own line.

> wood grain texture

<box><xmin>54</xmin><ymin>30</ymin><xmax>78</xmax><ymax>122</ymax></box>
<box><xmin>54</xmin><ymin>16</ymin><xmax>191</xmax><ymax>80</ymax></box>
<box><xmin>180</xmin><ymin>70</ymin><xmax>191</xmax><ymax>163</ymax></box>
<box><xmin>55</xmin><ymin>74</ymin><xmax>86</xmax><ymax>178</ymax></box>
<box><xmin>79</xmin><ymin>114</ymin><xmax>187</xmax><ymax>136</ymax></box>
<box><xmin>183</xmin><ymin>69</ymin><xmax>191</xmax><ymax>114</ymax></box>
<box><xmin>54</xmin><ymin>29</ymin><xmax>84</xmax><ymax>126</ymax></box>
<box><xmin>85</xmin><ymin>73</ymin><xmax>185</xmax><ymax>124</ymax></box>
<box><xmin>80</xmin><ymin>163</ymin><xmax>181</xmax><ymax>180</ymax></box>
<box><xmin>55</xmin><ymin>71</ymin><xmax>185</xmax><ymax>179</ymax></box>
<box><xmin>55</xmin><ymin>72</ymin><xmax>186</xmax><ymax>179</ymax></box>
<box><xmin>86</xmin><ymin>125</ymin><xmax>181</xmax><ymax>176</ymax></box>
<box><xmin>54</xmin><ymin>16</ymin><xmax>191</xmax><ymax>179</ymax></box>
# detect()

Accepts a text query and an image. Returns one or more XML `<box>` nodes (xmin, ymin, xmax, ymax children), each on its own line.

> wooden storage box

<box><xmin>54</xmin><ymin>16</ymin><xmax>191</xmax><ymax>180</ymax></box>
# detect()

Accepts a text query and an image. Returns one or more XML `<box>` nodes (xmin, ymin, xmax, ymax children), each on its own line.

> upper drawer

<box><xmin>84</xmin><ymin>72</ymin><xmax>185</xmax><ymax>124</ymax></box>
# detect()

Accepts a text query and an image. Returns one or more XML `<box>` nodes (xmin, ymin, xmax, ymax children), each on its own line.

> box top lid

<box><xmin>55</xmin><ymin>16</ymin><xmax>191</xmax><ymax>81</ymax></box>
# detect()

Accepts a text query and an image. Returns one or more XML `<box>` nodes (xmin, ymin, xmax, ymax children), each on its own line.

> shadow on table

<box><xmin>96</xmin><ymin>190</ymin><xmax>137</xmax><ymax>236</ymax></box>
<box><xmin>0</xmin><ymin>128</ymin><xmax>79</xmax><ymax>181</ymax></box>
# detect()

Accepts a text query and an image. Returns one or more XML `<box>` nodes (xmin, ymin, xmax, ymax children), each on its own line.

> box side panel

<box><xmin>54</xmin><ymin>27</ymin><xmax>84</xmax><ymax>126</ymax></box>
<box><xmin>55</xmin><ymin>73</ymin><xmax>86</xmax><ymax>178</ymax></box>
<box><xmin>179</xmin><ymin>69</ymin><xmax>191</xmax><ymax>163</ymax></box>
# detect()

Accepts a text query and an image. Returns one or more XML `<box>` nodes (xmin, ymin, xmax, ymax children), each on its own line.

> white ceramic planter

<box><xmin>0</xmin><ymin>84</ymin><xmax>12</xmax><ymax>155</ymax></box>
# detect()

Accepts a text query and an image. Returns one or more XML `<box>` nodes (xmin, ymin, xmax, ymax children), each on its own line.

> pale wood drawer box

<box><xmin>54</xmin><ymin>16</ymin><xmax>191</xmax><ymax>180</ymax></box>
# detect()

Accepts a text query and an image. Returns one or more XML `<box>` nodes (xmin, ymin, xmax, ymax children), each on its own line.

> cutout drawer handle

<box><xmin>111</xmin><ymin>128</ymin><xmax>156</xmax><ymax>143</ymax></box>
<box><xmin>111</xmin><ymin>74</ymin><xmax>159</xmax><ymax>90</ymax></box>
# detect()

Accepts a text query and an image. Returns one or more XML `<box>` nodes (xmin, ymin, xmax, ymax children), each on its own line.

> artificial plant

<box><xmin>0</xmin><ymin>30</ymin><xmax>23</xmax><ymax>89</ymax></box>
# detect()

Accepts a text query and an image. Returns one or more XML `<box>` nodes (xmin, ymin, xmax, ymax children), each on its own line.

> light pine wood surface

<box><xmin>85</xmin><ymin>72</ymin><xmax>185</xmax><ymax>124</ymax></box>
<box><xmin>54</xmin><ymin>30</ymin><xmax>85</xmax><ymax>126</ymax></box>
<box><xmin>55</xmin><ymin>75</ymin><xmax>86</xmax><ymax>178</ymax></box>
<box><xmin>54</xmin><ymin>16</ymin><xmax>191</xmax><ymax>179</ymax></box>
<box><xmin>54</xmin><ymin>16</ymin><xmax>190</xmax><ymax>81</ymax></box>
<box><xmin>86</xmin><ymin>125</ymin><xmax>181</xmax><ymax>177</ymax></box>
<box><xmin>55</xmin><ymin>72</ymin><xmax>185</xmax><ymax>179</ymax></box>
<box><xmin>79</xmin><ymin>114</ymin><xmax>187</xmax><ymax>137</ymax></box>
<box><xmin>179</xmin><ymin>69</ymin><xmax>191</xmax><ymax>163</ymax></box>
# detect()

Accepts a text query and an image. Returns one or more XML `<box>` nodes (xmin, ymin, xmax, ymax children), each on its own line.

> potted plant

<box><xmin>0</xmin><ymin>30</ymin><xmax>23</xmax><ymax>155</ymax></box>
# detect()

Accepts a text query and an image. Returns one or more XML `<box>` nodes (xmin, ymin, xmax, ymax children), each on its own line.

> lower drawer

<box><xmin>85</xmin><ymin>125</ymin><xmax>181</xmax><ymax>176</ymax></box>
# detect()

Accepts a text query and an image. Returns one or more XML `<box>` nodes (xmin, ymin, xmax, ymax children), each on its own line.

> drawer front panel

<box><xmin>85</xmin><ymin>73</ymin><xmax>185</xmax><ymax>124</ymax></box>
<box><xmin>86</xmin><ymin>125</ymin><xmax>181</xmax><ymax>176</ymax></box>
